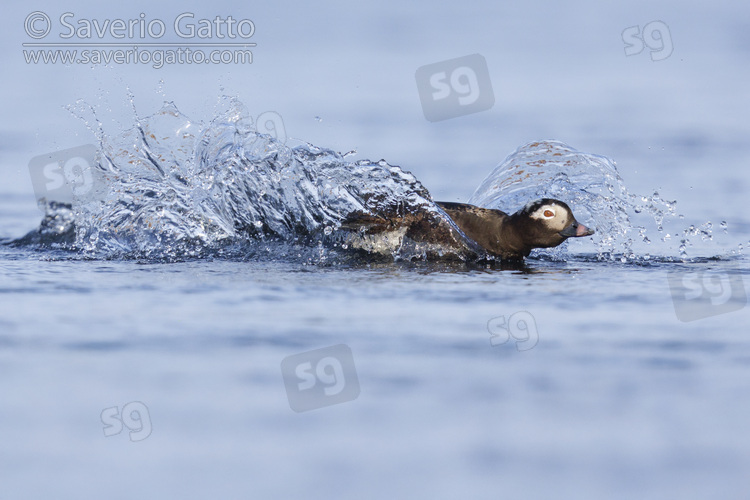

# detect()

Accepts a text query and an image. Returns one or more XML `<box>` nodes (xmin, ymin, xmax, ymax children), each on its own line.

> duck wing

<box><xmin>339</xmin><ymin>203</ymin><xmax>486</xmax><ymax>259</ymax></box>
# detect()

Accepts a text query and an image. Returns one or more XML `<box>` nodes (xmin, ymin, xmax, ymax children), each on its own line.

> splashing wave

<box><xmin>14</xmin><ymin>99</ymin><xmax>729</xmax><ymax>264</ymax></box>
<box><xmin>70</xmin><ymin>98</ymin><xmax>457</xmax><ymax>261</ymax></box>
<box><xmin>468</xmin><ymin>140</ymin><xmax>683</xmax><ymax>261</ymax></box>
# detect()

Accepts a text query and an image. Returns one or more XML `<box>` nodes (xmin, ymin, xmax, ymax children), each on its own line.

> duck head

<box><xmin>512</xmin><ymin>198</ymin><xmax>595</xmax><ymax>250</ymax></box>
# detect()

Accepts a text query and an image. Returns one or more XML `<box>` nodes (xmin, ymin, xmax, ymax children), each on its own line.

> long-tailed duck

<box><xmin>341</xmin><ymin>198</ymin><xmax>594</xmax><ymax>260</ymax></box>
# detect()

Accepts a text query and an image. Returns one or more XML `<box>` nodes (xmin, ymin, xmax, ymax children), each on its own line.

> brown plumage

<box><xmin>341</xmin><ymin>198</ymin><xmax>594</xmax><ymax>260</ymax></box>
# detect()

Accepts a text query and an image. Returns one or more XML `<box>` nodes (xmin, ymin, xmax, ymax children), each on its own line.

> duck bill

<box><xmin>559</xmin><ymin>222</ymin><xmax>595</xmax><ymax>238</ymax></box>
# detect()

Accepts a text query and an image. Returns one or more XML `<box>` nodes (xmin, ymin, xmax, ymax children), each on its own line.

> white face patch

<box><xmin>529</xmin><ymin>203</ymin><xmax>569</xmax><ymax>231</ymax></box>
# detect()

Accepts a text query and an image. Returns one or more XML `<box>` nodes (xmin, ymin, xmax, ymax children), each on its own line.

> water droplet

<box><xmin>679</xmin><ymin>240</ymin><xmax>688</xmax><ymax>260</ymax></box>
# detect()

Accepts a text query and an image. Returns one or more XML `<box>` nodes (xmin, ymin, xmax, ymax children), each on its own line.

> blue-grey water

<box><xmin>2</xmin><ymin>1</ymin><xmax>750</xmax><ymax>499</ymax></box>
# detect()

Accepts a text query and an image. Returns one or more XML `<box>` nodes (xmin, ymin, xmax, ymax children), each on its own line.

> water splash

<box><xmin>18</xmin><ymin>102</ymin><xmax>729</xmax><ymax>264</ymax></box>
<box><xmin>468</xmin><ymin>140</ymin><xmax>719</xmax><ymax>262</ymax></box>
<box><xmin>67</xmin><ymin>97</ymin><xmax>461</xmax><ymax>261</ymax></box>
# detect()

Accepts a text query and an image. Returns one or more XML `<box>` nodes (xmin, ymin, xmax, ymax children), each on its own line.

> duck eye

<box><xmin>543</xmin><ymin>209</ymin><xmax>555</xmax><ymax>218</ymax></box>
